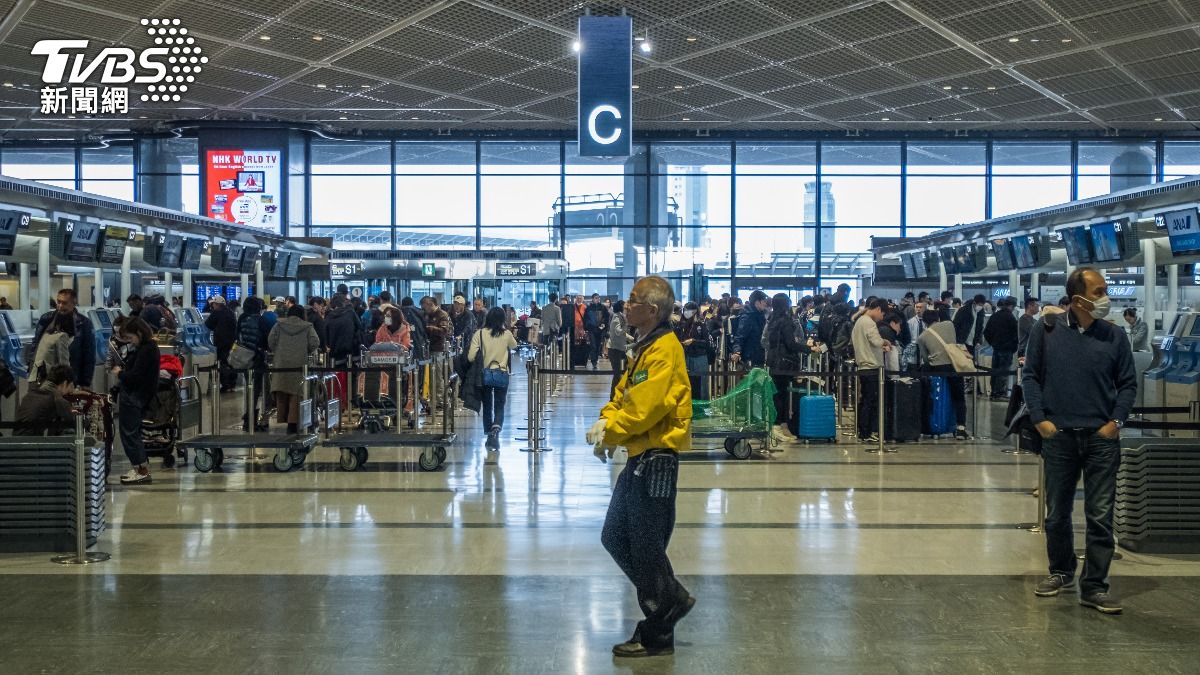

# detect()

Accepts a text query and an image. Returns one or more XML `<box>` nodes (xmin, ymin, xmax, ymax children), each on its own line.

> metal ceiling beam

<box><xmin>886</xmin><ymin>0</ymin><xmax>1111</xmax><ymax>129</ymax></box>
<box><xmin>0</xmin><ymin>0</ymin><xmax>36</xmax><ymax>44</ymax></box>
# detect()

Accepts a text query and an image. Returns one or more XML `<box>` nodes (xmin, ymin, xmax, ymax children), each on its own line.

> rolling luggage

<box><xmin>927</xmin><ymin>376</ymin><xmax>954</xmax><ymax>436</ymax></box>
<box><xmin>796</xmin><ymin>392</ymin><xmax>837</xmax><ymax>442</ymax></box>
<box><xmin>886</xmin><ymin>377</ymin><xmax>922</xmax><ymax>442</ymax></box>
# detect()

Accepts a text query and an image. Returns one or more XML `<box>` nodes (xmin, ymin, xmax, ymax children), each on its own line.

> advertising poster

<box><xmin>205</xmin><ymin>149</ymin><xmax>281</xmax><ymax>232</ymax></box>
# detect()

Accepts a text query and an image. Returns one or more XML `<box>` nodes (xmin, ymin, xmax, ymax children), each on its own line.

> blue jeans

<box><xmin>1042</xmin><ymin>428</ymin><xmax>1121</xmax><ymax>594</ymax></box>
<box><xmin>481</xmin><ymin>384</ymin><xmax>508</xmax><ymax>432</ymax></box>
<box><xmin>685</xmin><ymin>354</ymin><xmax>709</xmax><ymax>401</ymax></box>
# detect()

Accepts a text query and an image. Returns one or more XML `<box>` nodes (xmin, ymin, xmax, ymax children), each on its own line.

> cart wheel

<box><xmin>730</xmin><ymin>438</ymin><xmax>753</xmax><ymax>460</ymax></box>
<box><xmin>356</xmin><ymin>447</ymin><xmax>369</xmax><ymax>467</ymax></box>
<box><xmin>213</xmin><ymin>448</ymin><xmax>224</xmax><ymax>468</ymax></box>
<box><xmin>435</xmin><ymin>446</ymin><xmax>447</xmax><ymax>464</ymax></box>
<box><xmin>162</xmin><ymin>452</ymin><xmax>176</xmax><ymax>469</ymax></box>
<box><xmin>418</xmin><ymin>449</ymin><xmax>440</xmax><ymax>471</ymax></box>
<box><xmin>339</xmin><ymin>447</ymin><xmax>360</xmax><ymax>472</ymax></box>
<box><xmin>193</xmin><ymin>448</ymin><xmax>215</xmax><ymax>473</ymax></box>
<box><xmin>272</xmin><ymin>450</ymin><xmax>293</xmax><ymax>472</ymax></box>
<box><xmin>723</xmin><ymin>438</ymin><xmax>736</xmax><ymax>457</ymax></box>
<box><xmin>291</xmin><ymin>449</ymin><xmax>307</xmax><ymax>469</ymax></box>
<box><xmin>179</xmin><ymin>448</ymin><xmax>189</xmax><ymax>463</ymax></box>
<box><xmin>366</xmin><ymin>419</ymin><xmax>382</xmax><ymax>434</ymax></box>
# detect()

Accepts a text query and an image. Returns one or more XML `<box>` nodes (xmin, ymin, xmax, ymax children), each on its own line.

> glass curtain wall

<box><xmin>136</xmin><ymin>137</ymin><xmax>199</xmax><ymax>214</ymax></box>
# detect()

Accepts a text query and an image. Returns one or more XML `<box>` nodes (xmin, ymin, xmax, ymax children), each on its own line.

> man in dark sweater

<box><xmin>952</xmin><ymin>294</ymin><xmax>986</xmax><ymax>352</ymax></box>
<box><xmin>1017</xmin><ymin>297</ymin><xmax>1040</xmax><ymax>359</ymax></box>
<box><xmin>1022</xmin><ymin>268</ymin><xmax>1136</xmax><ymax>615</ymax></box>
<box><xmin>31</xmin><ymin>288</ymin><xmax>95</xmax><ymax>390</ymax></box>
<box><xmin>982</xmin><ymin>297</ymin><xmax>1019</xmax><ymax>399</ymax></box>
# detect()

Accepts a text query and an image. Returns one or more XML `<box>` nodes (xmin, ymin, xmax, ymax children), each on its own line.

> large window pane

<box><xmin>82</xmin><ymin>145</ymin><xmax>133</xmax><ymax>180</ymax></box>
<box><xmin>992</xmin><ymin>176</ymin><xmax>1071</xmax><ymax>217</ymax></box>
<box><xmin>1077</xmin><ymin>141</ymin><xmax>1156</xmax><ymax>198</ymax></box>
<box><xmin>735</xmin><ymin>143</ymin><xmax>816</xmax><ymax>174</ymax></box>
<box><xmin>1</xmin><ymin>147</ymin><xmax>75</xmax><ymax>180</ymax></box>
<box><xmin>1165</xmin><ymin>141</ymin><xmax>1200</xmax><ymax>177</ymax></box>
<box><xmin>822</xmin><ymin>142</ymin><xmax>900</xmax><ymax>175</ymax></box>
<box><xmin>665</xmin><ymin>173</ymin><xmax>731</xmax><ymax>227</ymax></box>
<box><xmin>481</xmin><ymin>175</ymin><xmax>559</xmax><ymax>226</ymax></box>
<box><xmin>992</xmin><ymin>142</ymin><xmax>1070</xmax><ymax>175</ymax></box>
<box><xmin>481</xmin><ymin>142</ymin><xmax>559</xmax><ymax>174</ymax></box>
<box><xmin>311</xmin><ymin>140</ymin><xmax>390</xmax><ymax>174</ymax></box>
<box><xmin>566</xmin><ymin>227</ymin><xmax>647</xmax><ymax>279</ymax></box>
<box><xmin>311</xmin><ymin>175</ymin><xmax>390</xmax><ymax>226</ymax></box>
<box><xmin>396</xmin><ymin>175</ymin><xmax>475</xmax><ymax>226</ymax></box>
<box><xmin>288</xmin><ymin>174</ymin><xmax>305</xmax><ymax>238</ymax></box>
<box><xmin>736</xmin><ymin>227</ymin><xmax>821</xmax><ymax>261</ymax></box>
<box><xmin>823</xmin><ymin>175</ymin><xmax>901</xmax><ymax>229</ymax></box>
<box><xmin>480</xmin><ymin>226</ymin><xmax>556</xmax><ymax>250</ymax></box>
<box><xmin>395</xmin><ymin>142</ymin><xmax>475</xmax><ymax>174</ymax></box>
<box><xmin>736</xmin><ymin>176</ymin><xmax>808</xmax><ymax>226</ymax></box>
<box><xmin>650</xmin><ymin>226</ymin><xmax>731</xmax><ymax>273</ymax></box>
<box><xmin>652</xmin><ymin>143</ymin><xmax>732</xmax><ymax>174</ymax></box>
<box><xmin>907</xmin><ymin>142</ymin><xmax>985</xmax><ymax>175</ymax></box>
<box><xmin>138</xmin><ymin>137</ymin><xmax>198</xmax><ymax>174</ymax></box>
<box><xmin>566</xmin><ymin>143</ymin><xmax>647</xmax><ymax>174</ymax></box>
<box><xmin>395</xmin><ymin>227</ymin><xmax>475</xmax><ymax>250</ymax></box>
<box><xmin>907</xmin><ymin>176</ymin><xmax>985</xmax><ymax>227</ymax></box>
<box><xmin>310</xmin><ymin>226</ymin><xmax>390</xmax><ymax>250</ymax></box>
<box><xmin>81</xmin><ymin>180</ymin><xmax>134</xmax><ymax>201</ymax></box>
<box><xmin>834</xmin><ymin>228</ymin><xmax>901</xmax><ymax>254</ymax></box>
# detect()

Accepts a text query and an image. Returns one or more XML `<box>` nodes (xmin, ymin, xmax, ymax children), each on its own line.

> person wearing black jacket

<box><xmin>983</xmin><ymin>297</ymin><xmax>1020</xmax><ymax>399</ymax></box>
<box><xmin>204</xmin><ymin>295</ymin><xmax>237</xmax><ymax>392</ymax></box>
<box><xmin>30</xmin><ymin>288</ymin><xmax>95</xmax><ymax>390</ymax></box>
<box><xmin>14</xmin><ymin>364</ymin><xmax>75</xmax><ymax>436</ymax></box>
<box><xmin>675</xmin><ymin>301</ymin><xmax>711</xmax><ymax>400</ymax></box>
<box><xmin>731</xmin><ymin>290</ymin><xmax>768</xmax><ymax>368</ymax></box>
<box><xmin>324</xmin><ymin>295</ymin><xmax>363</xmax><ymax>409</ymax></box>
<box><xmin>585</xmin><ymin>293</ymin><xmax>610</xmax><ymax>370</ymax></box>
<box><xmin>236</xmin><ymin>297</ymin><xmax>272</xmax><ymax>431</ymax></box>
<box><xmin>953</xmin><ymin>294</ymin><xmax>987</xmax><ymax>352</ymax></box>
<box><xmin>764</xmin><ymin>294</ymin><xmax>810</xmax><ymax>442</ymax></box>
<box><xmin>306</xmin><ymin>296</ymin><xmax>328</xmax><ymax>353</ymax></box>
<box><xmin>112</xmin><ymin>317</ymin><xmax>160</xmax><ymax>485</ymax></box>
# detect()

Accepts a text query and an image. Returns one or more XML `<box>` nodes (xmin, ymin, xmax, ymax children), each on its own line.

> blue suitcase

<box><xmin>928</xmin><ymin>376</ymin><xmax>954</xmax><ymax>436</ymax></box>
<box><xmin>797</xmin><ymin>394</ymin><xmax>837</xmax><ymax>441</ymax></box>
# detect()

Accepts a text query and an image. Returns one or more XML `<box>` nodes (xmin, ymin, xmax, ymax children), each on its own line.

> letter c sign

<box><xmin>587</xmin><ymin>105</ymin><xmax>622</xmax><ymax>145</ymax></box>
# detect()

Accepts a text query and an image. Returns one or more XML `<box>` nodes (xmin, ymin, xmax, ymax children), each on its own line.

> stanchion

<box><xmin>52</xmin><ymin>415</ymin><xmax>110</xmax><ymax>565</ymax></box>
<box><xmin>520</xmin><ymin>357</ymin><xmax>552</xmax><ymax>453</ymax></box>
<box><xmin>971</xmin><ymin>374</ymin><xmax>979</xmax><ymax>439</ymax></box>
<box><xmin>1018</xmin><ymin>457</ymin><xmax>1046</xmax><ymax>533</ymax></box>
<box><xmin>866</xmin><ymin>364</ymin><xmax>896</xmax><ymax>454</ymax></box>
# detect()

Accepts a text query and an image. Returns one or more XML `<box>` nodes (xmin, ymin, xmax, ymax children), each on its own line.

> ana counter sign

<box><xmin>1162</xmin><ymin>208</ymin><xmax>1200</xmax><ymax>256</ymax></box>
<box><xmin>496</xmin><ymin>262</ymin><xmax>536</xmax><ymax>277</ymax></box>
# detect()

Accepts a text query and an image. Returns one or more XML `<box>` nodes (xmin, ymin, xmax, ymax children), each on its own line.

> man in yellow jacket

<box><xmin>586</xmin><ymin>275</ymin><xmax>694</xmax><ymax>658</ymax></box>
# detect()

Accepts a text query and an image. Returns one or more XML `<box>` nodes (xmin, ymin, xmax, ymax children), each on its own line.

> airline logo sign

<box><xmin>577</xmin><ymin>16</ymin><xmax>632</xmax><ymax>157</ymax></box>
<box><xmin>32</xmin><ymin>17</ymin><xmax>205</xmax><ymax>116</ymax></box>
<box><xmin>1162</xmin><ymin>208</ymin><xmax>1200</xmax><ymax>252</ymax></box>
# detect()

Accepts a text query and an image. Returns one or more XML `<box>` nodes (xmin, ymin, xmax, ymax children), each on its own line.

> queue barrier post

<box><xmin>51</xmin><ymin>414</ymin><xmax>110</xmax><ymax>566</ymax></box>
<box><xmin>520</xmin><ymin>356</ymin><xmax>552</xmax><ymax>454</ymax></box>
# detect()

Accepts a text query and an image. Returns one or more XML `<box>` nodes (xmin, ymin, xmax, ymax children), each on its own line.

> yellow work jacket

<box><xmin>600</xmin><ymin>328</ymin><xmax>692</xmax><ymax>457</ymax></box>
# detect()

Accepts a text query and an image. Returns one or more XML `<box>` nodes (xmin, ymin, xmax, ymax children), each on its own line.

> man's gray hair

<box><xmin>639</xmin><ymin>276</ymin><xmax>675</xmax><ymax>324</ymax></box>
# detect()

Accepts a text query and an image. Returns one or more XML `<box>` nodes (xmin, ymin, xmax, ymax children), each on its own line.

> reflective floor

<box><xmin>4</xmin><ymin>365</ymin><xmax>1199</xmax><ymax>673</ymax></box>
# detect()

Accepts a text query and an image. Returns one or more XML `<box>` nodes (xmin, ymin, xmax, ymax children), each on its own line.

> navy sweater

<box><xmin>1021</xmin><ymin>313</ymin><xmax>1136</xmax><ymax>429</ymax></box>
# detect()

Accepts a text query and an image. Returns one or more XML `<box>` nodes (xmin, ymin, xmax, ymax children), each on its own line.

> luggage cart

<box><xmin>179</xmin><ymin>365</ymin><xmax>317</xmax><ymax>473</ymax></box>
<box><xmin>691</xmin><ymin>368</ymin><xmax>776</xmax><ymax>460</ymax></box>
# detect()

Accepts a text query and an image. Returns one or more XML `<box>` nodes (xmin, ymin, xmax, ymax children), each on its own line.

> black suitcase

<box><xmin>571</xmin><ymin>339</ymin><xmax>590</xmax><ymax>368</ymax></box>
<box><xmin>885</xmin><ymin>378</ymin><xmax>923</xmax><ymax>442</ymax></box>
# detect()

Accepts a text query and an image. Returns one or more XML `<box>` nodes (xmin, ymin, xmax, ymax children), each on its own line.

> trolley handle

<box><xmin>177</xmin><ymin>375</ymin><xmax>202</xmax><ymax>401</ymax></box>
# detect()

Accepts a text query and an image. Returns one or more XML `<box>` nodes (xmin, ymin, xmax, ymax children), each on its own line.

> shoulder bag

<box><xmin>927</xmin><ymin>326</ymin><xmax>976</xmax><ymax>374</ymax></box>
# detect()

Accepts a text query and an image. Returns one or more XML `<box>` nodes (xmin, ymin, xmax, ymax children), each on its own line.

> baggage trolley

<box><xmin>321</xmin><ymin>431</ymin><xmax>455</xmax><ymax>472</ymax></box>
<box><xmin>691</xmin><ymin>367</ymin><xmax>776</xmax><ymax>460</ymax></box>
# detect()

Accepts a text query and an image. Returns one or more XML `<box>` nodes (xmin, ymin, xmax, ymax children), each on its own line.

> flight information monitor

<box><xmin>1011</xmin><ymin>234</ymin><xmax>1045</xmax><ymax>269</ymax></box>
<box><xmin>180</xmin><ymin>238</ymin><xmax>206</xmax><ymax>270</ymax></box>
<box><xmin>1089</xmin><ymin>221</ymin><xmax>1125</xmax><ymax>262</ymax></box>
<box><xmin>991</xmin><ymin>239</ymin><xmax>1016</xmax><ymax>271</ymax></box>
<box><xmin>1060</xmin><ymin>226</ymin><xmax>1093</xmax><ymax>265</ymax></box>
<box><xmin>97</xmin><ymin>225</ymin><xmax>134</xmax><ymax>265</ymax></box>
<box><xmin>0</xmin><ymin>210</ymin><xmax>23</xmax><ymax>257</ymax></box>
<box><xmin>52</xmin><ymin>218</ymin><xmax>100</xmax><ymax>263</ymax></box>
<box><xmin>239</xmin><ymin>246</ymin><xmax>260</xmax><ymax>274</ymax></box>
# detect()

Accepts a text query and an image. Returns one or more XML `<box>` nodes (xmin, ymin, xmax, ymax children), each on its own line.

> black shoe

<box><xmin>1080</xmin><ymin>591</ymin><xmax>1122</xmax><ymax>614</ymax></box>
<box><xmin>665</xmin><ymin>595</ymin><xmax>696</xmax><ymax>627</ymax></box>
<box><xmin>485</xmin><ymin>427</ymin><xmax>500</xmax><ymax>450</ymax></box>
<box><xmin>612</xmin><ymin>641</ymin><xmax>673</xmax><ymax>658</ymax></box>
<box><xmin>1034</xmin><ymin>573</ymin><xmax>1076</xmax><ymax>597</ymax></box>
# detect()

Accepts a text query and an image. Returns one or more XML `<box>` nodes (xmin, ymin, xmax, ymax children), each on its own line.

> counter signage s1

<box><xmin>1162</xmin><ymin>208</ymin><xmax>1200</xmax><ymax>255</ymax></box>
<box><xmin>205</xmin><ymin>149</ymin><xmax>281</xmax><ymax>232</ymax></box>
<box><xmin>331</xmin><ymin>262</ymin><xmax>360</xmax><ymax>278</ymax></box>
<box><xmin>577</xmin><ymin>16</ymin><xmax>632</xmax><ymax>157</ymax></box>
<box><xmin>496</xmin><ymin>262</ymin><xmax>536</xmax><ymax>277</ymax></box>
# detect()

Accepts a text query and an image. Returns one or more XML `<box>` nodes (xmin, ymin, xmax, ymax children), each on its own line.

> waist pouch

<box><xmin>636</xmin><ymin>450</ymin><xmax>678</xmax><ymax>498</ymax></box>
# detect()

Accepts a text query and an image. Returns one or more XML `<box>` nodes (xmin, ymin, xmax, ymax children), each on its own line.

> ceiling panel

<box><xmin>460</xmin><ymin>80</ymin><xmax>546</xmax><ymax>108</ymax></box>
<box><xmin>676</xmin><ymin>50</ymin><xmax>771</xmax><ymax>79</ymax></box>
<box><xmin>856</xmin><ymin>28</ymin><xmax>958</xmax><ymax>63</ymax></box>
<box><xmin>284</xmin><ymin>3</ymin><xmax>395</xmax><ymax>41</ymax></box>
<box><xmin>702</xmin><ymin>98</ymin><xmax>781</xmax><ymax>119</ymax></box>
<box><xmin>761</xmin><ymin>82</ymin><xmax>845</xmax><ymax>108</ymax></box>
<box><xmin>893</xmin><ymin>49</ymin><xmax>989</xmax><ymax>79</ymax></box>
<box><xmin>1104</xmin><ymin>31</ymin><xmax>1200</xmax><ymax>64</ymax></box>
<box><xmin>1067</xmin><ymin>2</ymin><xmax>1184</xmax><ymax>41</ymax></box>
<box><xmin>505</xmin><ymin>66</ymin><xmax>577</xmax><ymax>94</ymax></box>
<box><xmin>1040</xmin><ymin>68</ymin><xmax>1140</xmax><ymax>95</ymax></box>
<box><xmin>676</xmin><ymin>1</ymin><xmax>792</xmax><ymax>43</ymax></box>
<box><xmin>1126</xmin><ymin>50</ymin><xmax>1200</xmax><ymax>81</ymax></box>
<box><xmin>332</xmin><ymin>47</ymin><xmax>429</xmax><ymax>80</ymax></box>
<box><xmin>807</xmin><ymin>99</ymin><xmax>883</xmax><ymax>120</ymax></box>
<box><xmin>808</xmin><ymin>3</ymin><xmax>920</xmax><ymax>43</ymax></box>
<box><xmin>660</xmin><ymin>83</ymin><xmax>743</xmax><ymax>109</ymax></box>
<box><xmin>986</xmin><ymin>97</ymin><xmax>1070</xmax><ymax>119</ymax></box>
<box><xmin>402</xmin><ymin>64</ymin><xmax>493</xmax><ymax>92</ymax></box>
<box><xmin>373</xmin><ymin>26</ymin><xmax>474</xmax><ymax>61</ymax></box>
<box><xmin>162</xmin><ymin>0</ymin><xmax>267</xmax><ymax>38</ymax></box>
<box><xmin>490</xmin><ymin>27</ymin><xmax>575</xmax><ymax>64</ymax></box>
<box><xmin>1015</xmin><ymin>51</ymin><xmax>1111</xmax><ymax>81</ymax></box>
<box><xmin>823</xmin><ymin>67</ymin><xmax>917</xmax><ymax>94</ymax></box>
<box><xmin>1065</xmin><ymin>82</ymin><xmax>1156</xmax><ymax>108</ymax></box>
<box><xmin>943</xmin><ymin>2</ymin><xmax>1059</xmax><ymax>42</ymax></box>
<box><xmin>719</xmin><ymin>67</ymin><xmax>808</xmax><ymax>94</ymax></box>
<box><xmin>740</xmin><ymin>27</ymin><xmax>836</xmax><ymax>63</ymax></box>
<box><xmin>417</xmin><ymin>3</ymin><xmax>530</xmax><ymax>43</ymax></box>
<box><xmin>787</xmin><ymin>48</ymin><xmax>877</xmax><ymax>79</ymax></box>
<box><xmin>445</xmin><ymin>48</ymin><xmax>536</xmax><ymax>79</ymax></box>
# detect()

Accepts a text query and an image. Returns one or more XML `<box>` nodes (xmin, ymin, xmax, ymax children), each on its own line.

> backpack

<box><xmin>403</xmin><ymin>307</ymin><xmax>430</xmax><ymax>360</ymax></box>
<box><xmin>817</xmin><ymin>303</ymin><xmax>838</xmax><ymax>345</ymax></box>
<box><xmin>362</xmin><ymin>308</ymin><xmax>383</xmax><ymax>347</ymax></box>
<box><xmin>585</xmin><ymin>304</ymin><xmax>603</xmax><ymax>331</ymax></box>
<box><xmin>832</xmin><ymin>319</ymin><xmax>853</xmax><ymax>359</ymax></box>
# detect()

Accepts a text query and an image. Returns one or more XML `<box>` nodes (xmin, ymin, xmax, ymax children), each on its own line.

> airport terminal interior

<box><xmin>3</xmin><ymin>0</ymin><xmax>1200</xmax><ymax>672</ymax></box>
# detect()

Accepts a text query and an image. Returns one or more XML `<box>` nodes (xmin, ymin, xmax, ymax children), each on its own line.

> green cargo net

<box><xmin>691</xmin><ymin>367</ymin><xmax>777</xmax><ymax>433</ymax></box>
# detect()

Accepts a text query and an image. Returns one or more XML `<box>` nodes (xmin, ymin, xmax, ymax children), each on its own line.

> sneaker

<box><xmin>1034</xmin><ymin>573</ymin><xmax>1076</xmax><ymax>597</ymax></box>
<box><xmin>486</xmin><ymin>427</ymin><xmax>500</xmax><ymax>450</ymax></box>
<box><xmin>954</xmin><ymin>428</ymin><xmax>972</xmax><ymax>440</ymax></box>
<box><xmin>612</xmin><ymin>640</ymin><xmax>673</xmax><ymax>658</ymax></box>
<box><xmin>1080</xmin><ymin>591</ymin><xmax>1122</xmax><ymax>614</ymax></box>
<box><xmin>863</xmin><ymin>433</ymin><xmax>880</xmax><ymax>443</ymax></box>
<box><xmin>119</xmin><ymin>468</ymin><xmax>151</xmax><ymax>485</ymax></box>
<box><xmin>770</xmin><ymin>425</ymin><xmax>794</xmax><ymax>442</ymax></box>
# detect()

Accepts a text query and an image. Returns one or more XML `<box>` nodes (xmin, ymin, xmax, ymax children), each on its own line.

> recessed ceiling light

<box><xmin>960</xmin><ymin>86</ymin><xmax>969</xmax><ymax>90</ymax></box>
<box><xmin>674</xmin><ymin>85</ymin><xmax>683</xmax><ymax>89</ymax></box>
<box><xmin>312</xmin><ymin>35</ymin><xmax>323</xmax><ymax>41</ymax></box>
<box><xmin>1061</xmin><ymin>38</ymin><xmax>1072</xmax><ymax>43</ymax></box>
<box><xmin>686</xmin><ymin>36</ymin><xmax>698</xmax><ymax>42</ymax></box>
<box><xmin>631</xmin><ymin>84</ymin><xmax>639</xmax><ymax>89</ymax></box>
<box><xmin>1155</xmin><ymin>117</ymin><xmax>1164</xmax><ymax>121</ymax></box>
<box><xmin>1</xmin><ymin>82</ymin><xmax>11</xmax><ymax>87</ymax></box>
<box><xmin>682</xmin><ymin>117</ymin><xmax>690</xmax><ymax>121</ymax></box>
<box><xmin>411</xmin><ymin>116</ymin><xmax>419</xmax><ymax>120</ymax></box>
<box><xmin>260</xmin><ymin>35</ymin><xmax>271</xmax><ymax>40</ymax></box>
<box><xmin>138</xmin><ymin>115</ymin><xmax>147</xmax><ymax>119</ymax></box>
<box><xmin>339</xmin><ymin>116</ymin><xmax>347</xmax><ymax>120</ymax></box>
<box><xmin>942</xmin><ymin>85</ymin><xmax>953</xmax><ymax>90</ymax></box>
<box><xmin>987</xmin><ymin>86</ymin><xmax>996</xmax><ymax>90</ymax></box>
<box><xmin>881</xmin><ymin>117</ymin><xmax>890</xmax><ymax>121</ymax></box>
<box><xmin>634</xmin><ymin>36</ymin><xmax>644</xmax><ymax>41</ymax></box>
<box><xmin>316</xmin><ymin>83</ymin><xmax>326</xmax><ymax>88</ymax></box>
<box><xmin>572</xmin><ymin>40</ymin><xmax>581</xmax><ymax>52</ymax></box>
<box><xmin>361</xmin><ymin>84</ymin><xmax>370</xmax><ymax>88</ymax></box>
<box><xmin>640</xmin><ymin>41</ymin><xmax>652</xmax><ymax>53</ymax></box>
<box><xmin>1008</xmin><ymin>37</ymin><xmax>1020</xmax><ymax>42</ymax></box>
<box><xmin>1030</xmin><ymin>38</ymin><xmax>1040</xmax><ymax>42</ymax></box>
<box><xmin>955</xmin><ymin>117</ymin><xmax>962</xmax><ymax>121</ymax></box>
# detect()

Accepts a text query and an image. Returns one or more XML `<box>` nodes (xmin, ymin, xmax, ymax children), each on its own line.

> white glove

<box><xmin>585</xmin><ymin>418</ymin><xmax>608</xmax><ymax>446</ymax></box>
<box><xmin>594</xmin><ymin>445</ymin><xmax>617</xmax><ymax>463</ymax></box>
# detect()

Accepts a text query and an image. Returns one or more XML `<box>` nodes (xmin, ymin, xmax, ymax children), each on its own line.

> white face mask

<box><xmin>1078</xmin><ymin>294</ymin><xmax>1111</xmax><ymax>320</ymax></box>
<box><xmin>683</xmin><ymin>309</ymin><xmax>696</xmax><ymax>319</ymax></box>
<box><xmin>384</xmin><ymin>317</ymin><xmax>393</xmax><ymax>327</ymax></box>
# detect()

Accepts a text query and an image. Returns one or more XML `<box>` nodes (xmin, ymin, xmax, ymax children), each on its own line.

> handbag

<box><xmin>228</xmin><ymin>342</ymin><xmax>255</xmax><ymax>370</ymax></box>
<box><xmin>482</xmin><ymin>367</ymin><xmax>509</xmax><ymax>388</ymax></box>
<box><xmin>927</xmin><ymin>326</ymin><xmax>976</xmax><ymax>374</ymax></box>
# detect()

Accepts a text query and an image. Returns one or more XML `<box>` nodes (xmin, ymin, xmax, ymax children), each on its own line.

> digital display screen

<box><xmin>1161</xmin><ymin>208</ymin><xmax>1200</xmax><ymax>256</ymax></box>
<box><xmin>900</xmin><ymin>253</ymin><xmax>916</xmax><ymax>279</ymax></box>
<box><xmin>1011</xmin><ymin>235</ymin><xmax>1038</xmax><ymax>269</ymax></box>
<box><xmin>285</xmin><ymin>252</ymin><xmax>300</xmax><ymax>277</ymax></box>
<box><xmin>940</xmin><ymin>247</ymin><xmax>959</xmax><ymax>274</ymax></box>
<box><xmin>0</xmin><ymin>210</ymin><xmax>22</xmax><ymax>257</ymax></box>
<box><xmin>236</xmin><ymin>171</ymin><xmax>265</xmax><ymax>193</ymax></box>
<box><xmin>991</xmin><ymin>239</ymin><xmax>1015</xmax><ymax>271</ymax></box>
<box><xmin>271</xmin><ymin>251</ymin><xmax>290</xmax><ymax>277</ymax></box>
<box><xmin>1061</xmin><ymin>226</ymin><xmax>1093</xmax><ymax>265</ymax></box>
<box><xmin>239</xmin><ymin>246</ymin><xmax>260</xmax><ymax>274</ymax></box>
<box><xmin>153</xmin><ymin>233</ymin><xmax>183</xmax><ymax>268</ymax></box>
<box><xmin>222</xmin><ymin>243</ymin><xmax>245</xmax><ymax>273</ymax></box>
<box><xmin>180</xmin><ymin>238</ymin><xmax>206</xmax><ymax>270</ymax></box>
<box><xmin>92</xmin><ymin>310</ymin><xmax>111</xmax><ymax>329</ymax></box>
<box><xmin>1090</xmin><ymin>221</ymin><xmax>1124</xmax><ymax>262</ymax></box>
<box><xmin>65</xmin><ymin>220</ymin><xmax>100</xmax><ymax>262</ymax></box>
<box><xmin>913</xmin><ymin>251</ymin><xmax>930</xmax><ymax>278</ymax></box>
<box><xmin>97</xmin><ymin>225</ymin><xmax>133</xmax><ymax>265</ymax></box>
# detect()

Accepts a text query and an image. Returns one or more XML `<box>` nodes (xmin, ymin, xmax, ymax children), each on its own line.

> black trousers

<box><xmin>589</xmin><ymin>329</ymin><xmax>605</xmax><ymax>367</ymax></box>
<box><xmin>857</xmin><ymin>369</ymin><xmax>880</xmax><ymax>439</ymax></box>
<box><xmin>601</xmin><ymin>451</ymin><xmax>689</xmax><ymax>649</ymax></box>
<box><xmin>771</xmin><ymin>374</ymin><xmax>792</xmax><ymax>428</ymax></box>
<box><xmin>216</xmin><ymin>344</ymin><xmax>235</xmax><ymax>390</ymax></box>
<box><xmin>608</xmin><ymin>348</ymin><xmax>626</xmax><ymax>401</ymax></box>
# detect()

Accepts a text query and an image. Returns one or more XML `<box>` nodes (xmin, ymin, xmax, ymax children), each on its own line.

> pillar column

<box><xmin>1166</xmin><ymin>263</ymin><xmax>1179</xmax><ymax>336</ymax></box>
<box><xmin>1142</xmin><ymin>239</ymin><xmax>1157</xmax><ymax>330</ymax></box>
<box><xmin>240</xmin><ymin>274</ymin><xmax>249</xmax><ymax>304</ymax></box>
<box><xmin>121</xmin><ymin>246</ymin><xmax>132</xmax><ymax>313</ymax></box>
<box><xmin>182</xmin><ymin>270</ymin><xmax>193</xmax><ymax>308</ymax></box>
<box><xmin>163</xmin><ymin>271</ymin><xmax>173</xmax><ymax>305</ymax></box>
<box><xmin>1008</xmin><ymin>270</ymin><xmax>1021</xmax><ymax>302</ymax></box>
<box><xmin>255</xmin><ymin>260</ymin><xmax>264</xmax><ymax>304</ymax></box>
<box><xmin>18</xmin><ymin>263</ymin><xmax>30</xmax><ymax>311</ymax></box>
<box><xmin>1030</xmin><ymin>272</ymin><xmax>1040</xmax><ymax>299</ymax></box>
<box><xmin>953</xmin><ymin>274</ymin><xmax>963</xmax><ymax>302</ymax></box>
<box><xmin>37</xmin><ymin>238</ymin><xmax>50</xmax><ymax>313</ymax></box>
<box><xmin>93</xmin><ymin>267</ymin><xmax>103</xmax><ymax>308</ymax></box>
